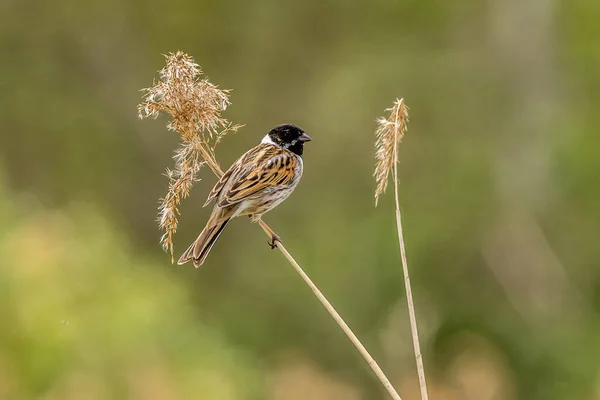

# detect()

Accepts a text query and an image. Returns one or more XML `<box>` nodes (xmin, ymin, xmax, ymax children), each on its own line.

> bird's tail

<box><xmin>177</xmin><ymin>217</ymin><xmax>231</xmax><ymax>268</ymax></box>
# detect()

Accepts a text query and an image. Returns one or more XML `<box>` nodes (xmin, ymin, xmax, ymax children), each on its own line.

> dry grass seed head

<box><xmin>138</xmin><ymin>51</ymin><xmax>232</xmax><ymax>140</ymax></box>
<box><xmin>138</xmin><ymin>51</ymin><xmax>241</xmax><ymax>260</ymax></box>
<box><xmin>374</xmin><ymin>98</ymin><xmax>409</xmax><ymax>206</ymax></box>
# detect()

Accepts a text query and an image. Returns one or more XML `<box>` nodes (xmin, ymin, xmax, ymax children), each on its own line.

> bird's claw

<box><xmin>268</xmin><ymin>234</ymin><xmax>281</xmax><ymax>249</ymax></box>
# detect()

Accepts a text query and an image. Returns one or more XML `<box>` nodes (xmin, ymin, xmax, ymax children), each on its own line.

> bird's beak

<box><xmin>299</xmin><ymin>133</ymin><xmax>312</xmax><ymax>142</ymax></box>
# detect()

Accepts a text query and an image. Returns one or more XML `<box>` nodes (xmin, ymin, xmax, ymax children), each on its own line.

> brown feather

<box><xmin>177</xmin><ymin>206</ymin><xmax>237</xmax><ymax>267</ymax></box>
<box><xmin>204</xmin><ymin>167</ymin><xmax>234</xmax><ymax>207</ymax></box>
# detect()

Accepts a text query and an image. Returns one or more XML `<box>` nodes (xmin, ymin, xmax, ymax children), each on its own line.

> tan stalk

<box><xmin>257</xmin><ymin>220</ymin><xmax>402</xmax><ymax>400</ymax></box>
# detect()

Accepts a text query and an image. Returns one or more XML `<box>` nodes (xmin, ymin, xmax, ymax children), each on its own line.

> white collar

<box><xmin>260</xmin><ymin>134</ymin><xmax>277</xmax><ymax>145</ymax></box>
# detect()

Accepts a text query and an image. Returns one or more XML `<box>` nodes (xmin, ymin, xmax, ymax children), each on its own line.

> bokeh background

<box><xmin>1</xmin><ymin>0</ymin><xmax>599</xmax><ymax>399</ymax></box>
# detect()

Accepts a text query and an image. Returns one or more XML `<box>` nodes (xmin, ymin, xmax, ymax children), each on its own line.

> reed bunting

<box><xmin>177</xmin><ymin>123</ymin><xmax>311</xmax><ymax>267</ymax></box>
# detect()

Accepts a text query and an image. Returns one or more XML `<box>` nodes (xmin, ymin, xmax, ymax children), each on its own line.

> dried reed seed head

<box><xmin>138</xmin><ymin>51</ymin><xmax>241</xmax><ymax>259</ymax></box>
<box><xmin>374</xmin><ymin>98</ymin><xmax>409</xmax><ymax>206</ymax></box>
<box><xmin>138</xmin><ymin>51</ymin><xmax>233</xmax><ymax>142</ymax></box>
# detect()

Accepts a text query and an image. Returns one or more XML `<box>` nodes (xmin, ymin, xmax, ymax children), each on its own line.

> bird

<box><xmin>177</xmin><ymin>123</ymin><xmax>312</xmax><ymax>268</ymax></box>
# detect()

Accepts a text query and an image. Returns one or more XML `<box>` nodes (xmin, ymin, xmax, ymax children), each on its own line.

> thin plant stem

<box><xmin>257</xmin><ymin>220</ymin><xmax>403</xmax><ymax>400</ymax></box>
<box><xmin>392</xmin><ymin>107</ymin><xmax>429</xmax><ymax>400</ymax></box>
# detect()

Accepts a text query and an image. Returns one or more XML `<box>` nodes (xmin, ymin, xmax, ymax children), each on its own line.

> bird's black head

<box><xmin>265</xmin><ymin>123</ymin><xmax>312</xmax><ymax>156</ymax></box>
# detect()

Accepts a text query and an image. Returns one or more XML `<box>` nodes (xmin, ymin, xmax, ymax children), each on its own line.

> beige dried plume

<box><xmin>138</xmin><ymin>51</ymin><xmax>241</xmax><ymax>260</ymax></box>
<box><xmin>374</xmin><ymin>98</ymin><xmax>409</xmax><ymax>206</ymax></box>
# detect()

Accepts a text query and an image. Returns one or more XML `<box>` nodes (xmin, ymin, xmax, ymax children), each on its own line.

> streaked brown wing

<box><xmin>204</xmin><ymin>166</ymin><xmax>234</xmax><ymax>207</ymax></box>
<box><xmin>212</xmin><ymin>144</ymin><xmax>298</xmax><ymax>207</ymax></box>
<box><xmin>203</xmin><ymin>144</ymin><xmax>266</xmax><ymax>207</ymax></box>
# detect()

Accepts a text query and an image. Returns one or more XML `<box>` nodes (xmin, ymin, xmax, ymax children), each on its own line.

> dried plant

<box><xmin>138</xmin><ymin>51</ymin><xmax>241</xmax><ymax>259</ymax></box>
<box><xmin>374</xmin><ymin>98</ymin><xmax>409</xmax><ymax>206</ymax></box>
<box><xmin>139</xmin><ymin>52</ymin><xmax>403</xmax><ymax>400</ymax></box>
<box><xmin>374</xmin><ymin>99</ymin><xmax>429</xmax><ymax>400</ymax></box>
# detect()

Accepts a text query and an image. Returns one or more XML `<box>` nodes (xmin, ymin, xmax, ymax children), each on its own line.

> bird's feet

<box><xmin>254</xmin><ymin>217</ymin><xmax>282</xmax><ymax>249</ymax></box>
<box><xmin>267</xmin><ymin>233</ymin><xmax>281</xmax><ymax>249</ymax></box>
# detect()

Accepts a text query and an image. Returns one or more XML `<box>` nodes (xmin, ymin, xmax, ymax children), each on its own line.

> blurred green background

<box><xmin>1</xmin><ymin>0</ymin><xmax>599</xmax><ymax>399</ymax></box>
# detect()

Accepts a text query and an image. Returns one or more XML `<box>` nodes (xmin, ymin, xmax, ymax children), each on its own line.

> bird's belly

<box><xmin>237</xmin><ymin>186</ymin><xmax>294</xmax><ymax>217</ymax></box>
